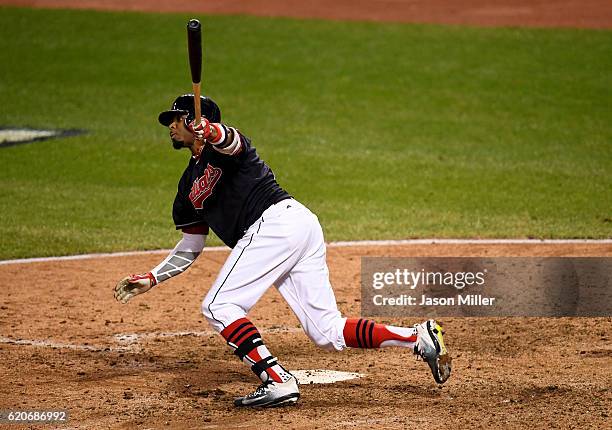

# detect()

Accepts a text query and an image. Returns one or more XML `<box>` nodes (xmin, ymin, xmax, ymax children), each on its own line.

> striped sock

<box><xmin>220</xmin><ymin>318</ymin><xmax>292</xmax><ymax>383</ymax></box>
<box><xmin>343</xmin><ymin>318</ymin><xmax>417</xmax><ymax>349</ymax></box>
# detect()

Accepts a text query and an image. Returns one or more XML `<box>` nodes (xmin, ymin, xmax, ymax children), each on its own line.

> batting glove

<box><xmin>187</xmin><ymin>117</ymin><xmax>212</xmax><ymax>141</ymax></box>
<box><xmin>114</xmin><ymin>272</ymin><xmax>157</xmax><ymax>304</ymax></box>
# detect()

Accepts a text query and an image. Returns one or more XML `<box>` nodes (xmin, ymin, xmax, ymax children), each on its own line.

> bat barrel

<box><xmin>187</xmin><ymin>19</ymin><xmax>202</xmax><ymax>84</ymax></box>
<box><xmin>187</xmin><ymin>19</ymin><xmax>203</xmax><ymax>125</ymax></box>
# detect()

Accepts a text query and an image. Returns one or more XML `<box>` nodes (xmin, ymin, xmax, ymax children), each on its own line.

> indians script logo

<box><xmin>189</xmin><ymin>164</ymin><xmax>222</xmax><ymax>209</ymax></box>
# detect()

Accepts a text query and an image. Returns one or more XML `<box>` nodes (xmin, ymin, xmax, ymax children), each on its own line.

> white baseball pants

<box><xmin>201</xmin><ymin>199</ymin><xmax>346</xmax><ymax>351</ymax></box>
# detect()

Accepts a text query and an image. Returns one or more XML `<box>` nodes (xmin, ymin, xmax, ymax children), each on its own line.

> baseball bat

<box><xmin>187</xmin><ymin>19</ymin><xmax>202</xmax><ymax>126</ymax></box>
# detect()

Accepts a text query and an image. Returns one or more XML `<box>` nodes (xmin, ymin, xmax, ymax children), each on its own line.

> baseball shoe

<box><xmin>234</xmin><ymin>376</ymin><xmax>300</xmax><ymax>408</ymax></box>
<box><xmin>414</xmin><ymin>320</ymin><xmax>452</xmax><ymax>384</ymax></box>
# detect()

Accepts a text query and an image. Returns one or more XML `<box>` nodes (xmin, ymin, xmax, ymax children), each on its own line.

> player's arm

<box><xmin>114</xmin><ymin>226</ymin><xmax>207</xmax><ymax>304</ymax></box>
<box><xmin>188</xmin><ymin>117</ymin><xmax>243</xmax><ymax>156</ymax></box>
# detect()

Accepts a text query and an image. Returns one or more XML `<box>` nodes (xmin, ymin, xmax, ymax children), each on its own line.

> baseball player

<box><xmin>114</xmin><ymin>94</ymin><xmax>451</xmax><ymax>408</ymax></box>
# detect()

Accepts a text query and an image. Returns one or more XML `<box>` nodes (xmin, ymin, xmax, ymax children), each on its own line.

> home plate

<box><xmin>291</xmin><ymin>369</ymin><xmax>363</xmax><ymax>385</ymax></box>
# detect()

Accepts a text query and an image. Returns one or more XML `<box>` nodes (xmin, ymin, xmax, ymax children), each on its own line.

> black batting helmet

<box><xmin>158</xmin><ymin>94</ymin><xmax>221</xmax><ymax>126</ymax></box>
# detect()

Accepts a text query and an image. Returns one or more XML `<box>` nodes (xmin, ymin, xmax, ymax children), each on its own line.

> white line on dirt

<box><xmin>2</xmin><ymin>333</ymin><xmax>365</xmax><ymax>386</ymax></box>
<box><xmin>0</xmin><ymin>327</ymin><xmax>304</xmax><ymax>353</ymax></box>
<box><xmin>113</xmin><ymin>331</ymin><xmax>215</xmax><ymax>344</ymax></box>
<box><xmin>0</xmin><ymin>249</ymin><xmax>195</xmax><ymax>265</ymax></box>
<box><xmin>0</xmin><ymin>336</ymin><xmax>133</xmax><ymax>353</ymax></box>
<box><xmin>114</xmin><ymin>327</ymin><xmax>303</xmax><ymax>344</ymax></box>
<box><xmin>292</xmin><ymin>369</ymin><xmax>363</xmax><ymax>385</ymax></box>
<box><xmin>1</xmin><ymin>238</ymin><xmax>610</xmax><ymax>266</ymax></box>
<box><xmin>328</xmin><ymin>238</ymin><xmax>612</xmax><ymax>246</ymax></box>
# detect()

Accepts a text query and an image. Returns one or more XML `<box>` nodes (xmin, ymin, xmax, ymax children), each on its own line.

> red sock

<box><xmin>221</xmin><ymin>318</ymin><xmax>292</xmax><ymax>383</ymax></box>
<box><xmin>343</xmin><ymin>318</ymin><xmax>417</xmax><ymax>348</ymax></box>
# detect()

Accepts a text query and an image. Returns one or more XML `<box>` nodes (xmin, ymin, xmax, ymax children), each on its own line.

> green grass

<box><xmin>0</xmin><ymin>7</ymin><xmax>611</xmax><ymax>259</ymax></box>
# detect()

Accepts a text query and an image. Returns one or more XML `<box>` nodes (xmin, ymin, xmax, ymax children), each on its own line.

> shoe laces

<box><xmin>246</xmin><ymin>380</ymin><xmax>273</xmax><ymax>399</ymax></box>
<box><xmin>413</xmin><ymin>323</ymin><xmax>444</xmax><ymax>359</ymax></box>
<box><xmin>413</xmin><ymin>324</ymin><xmax>426</xmax><ymax>359</ymax></box>
<box><xmin>414</xmin><ymin>344</ymin><xmax>425</xmax><ymax>360</ymax></box>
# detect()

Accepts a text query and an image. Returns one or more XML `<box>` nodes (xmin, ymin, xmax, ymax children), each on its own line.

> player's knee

<box><xmin>304</xmin><ymin>316</ymin><xmax>345</xmax><ymax>352</ymax></box>
<box><xmin>309</xmin><ymin>334</ymin><xmax>341</xmax><ymax>351</ymax></box>
<box><xmin>201</xmin><ymin>297</ymin><xmax>245</xmax><ymax>333</ymax></box>
<box><xmin>201</xmin><ymin>298</ymin><xmax>222</xmax><ymax>332</ymax></box>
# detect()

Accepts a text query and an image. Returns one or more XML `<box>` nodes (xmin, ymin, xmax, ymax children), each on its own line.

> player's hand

<box><xmin>187</xmin><ymin>117</ymin><xmax>211</xmax><ymax>141</ymax></box>
<box><xmin>114</xmin><ymin>273</ymin><xmax>157</xmax><ymax>304</ymax></box>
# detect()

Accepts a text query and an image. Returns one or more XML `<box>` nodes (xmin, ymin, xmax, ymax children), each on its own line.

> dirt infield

<box><xmin>1</xmin><ymin>243</ymin><xmax>611</xmax><ymax>429</ymax></box>
<box><xmin>2</xmin><ymin>0</ymin><xmax>612</xmax><ymax>28</ymax></box>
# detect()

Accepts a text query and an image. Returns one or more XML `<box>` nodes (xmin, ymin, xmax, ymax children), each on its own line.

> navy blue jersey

<box><xmin>172</xmin><ymin>130</ymin><xmax>290</xmax><ymax>248</ymax></box>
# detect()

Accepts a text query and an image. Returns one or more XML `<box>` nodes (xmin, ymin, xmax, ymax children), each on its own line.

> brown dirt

<box><xmin>1</xmin><ymin>243</ymin><xmax>611</xmax><ymax>429</ymax></box>
<box><xmin>2</xmin><ymin>0</ymin><xmax>612</xmax><ymax>28</ymax></box>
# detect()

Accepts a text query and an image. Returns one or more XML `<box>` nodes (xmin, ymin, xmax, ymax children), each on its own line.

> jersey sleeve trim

<box><xmin>175</xmin><ymin>220</ymin><xmax>205</xmax><ymax>230</ymax></box>
<box><xmin>182</xmin><ymin>224</ymin><xmax>209</xmax><ymax>235</ymax></box>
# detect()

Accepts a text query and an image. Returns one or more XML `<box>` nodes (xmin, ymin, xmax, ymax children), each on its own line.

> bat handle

<box><xmin>193</xmin><ymin>83</ymin><xmax>202</xmax><ymax>126</ymax></box>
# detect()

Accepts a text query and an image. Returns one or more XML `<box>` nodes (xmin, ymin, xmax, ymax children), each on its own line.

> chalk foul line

<box><xmin>0</xmin><ymin>333</ymin><xmax>363</xmax><ymax>386</ymax></box>
<box><xmin>0</xmin><ymin>327</ymin><xmax>304</xmax><ymax>354</ymax></box>
<box><xmin>1</xmin><ymin>238</ymin><xmax>611</xmax><ymax>266</ymax></box>
<box><xmin>0</xmin><ymin>336</ymin><xmax>133</xmax><ymax>353</ymax></box>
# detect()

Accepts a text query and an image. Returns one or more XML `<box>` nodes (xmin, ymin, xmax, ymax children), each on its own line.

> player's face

<box><xmin>169</xmin><ymin>114</ymin><xmax>195</xmax><ymax>146</ymax></box>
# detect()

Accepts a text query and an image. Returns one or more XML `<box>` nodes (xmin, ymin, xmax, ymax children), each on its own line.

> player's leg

<box><xmin>218</xmin><ymin>317</ymin><xmax>299</xmax><ymax>407</ymax></box>
<box><xmin>201</xmin><ymin>205</ymin><xmax>301</xmax><ymax>407</ymax></box>
<box><xmin>276</xmin><ymin>203</ymin><xmax>451</xmax><ymax>383</ymax></box>
<box><xmin>276</xmin><ymin>266</ymin><xmax>420</xmax><ymax>352</ymax></box>
<box><xmin>278</xmin><ymin>265</ymin><xmax>452</xmax><ymax>384</ymax></box>
<box><xmin>343</xmin><ymin>318</ymin><xmax>451</xmax><ymax>384</ymax></box>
